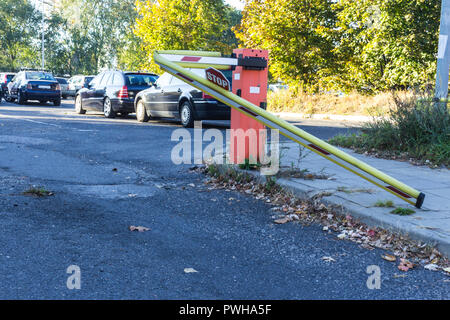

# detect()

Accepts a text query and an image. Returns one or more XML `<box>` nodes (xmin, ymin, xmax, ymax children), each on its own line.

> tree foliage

<box><xmin>235</xmin><ymin>0</ymin><xmax>339</xmax><ymax>92</ymax></box>
<box><xmin>60</xmin><ymin>0</ymin><xmax>138</xmax><ymax>74</ymax></box>
<box><xmin>133</xmin><ymin>0</ymin><xmax>240</xmax><ymax>72</ymax></box>
<box><xmin>236</xmin><ymin>0</ymin><xmax>441</xmax><ymax>93</ymax></box>
<box><xmin>0</xmin><ymin>0</ymin><xmax>39</xmax><ymax>70</ymax></box>
<box><xmin>333</xmin><ymin>0</ymin><xmax>441</xmax><ymax>93</ymax></box>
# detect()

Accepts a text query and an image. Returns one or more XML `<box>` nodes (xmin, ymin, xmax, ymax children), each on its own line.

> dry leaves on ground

<box><xmin>201</xmin><ymin>164</ymin><xmax>450</xmax><ymax>274</ymax></box>
<box><xmin>398</xmin><ymin>258</ymin><xmax>414</xmax><ymax>272</ymax></box>
<box><xmin>129</xmin><ymin>225</ymin><xmax>150</xmax><ymax>232</ymax></box>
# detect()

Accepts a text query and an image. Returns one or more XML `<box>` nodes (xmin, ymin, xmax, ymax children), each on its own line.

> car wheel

<box><xmin>180</xmin><ymin>101</ymin><xmax>194</xmax><ymax>128</ymax></box>
<box><xmin>103</xmin><ymin>97</ymin><xmax>115</xmax><ymax>118</ymax></box>
<box><xmin>136</xmin><ymin>99</ymin><xmax>149</xmax><ymax>122</ymax></box>
<box><xmin>17</xmin><ymin>90</ymin><xmax>26</xmax><ymax>104</ymax></box>
<box><xmin>5</xmin><ymin>96</ymin><xmax>13</xmax><ymax>102</ymax></box>
<box><xmin>75</xmin><ymin>95</ymin><xmax>86</xmax><ymax>114</ymax></box>
<box><xmin>53</xmin><ymin>99</ymin><xmax>61</xmax><ymax>107</ymax></box>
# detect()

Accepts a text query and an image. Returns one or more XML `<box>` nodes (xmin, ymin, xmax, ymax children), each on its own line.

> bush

<box><xmin>329</xmin><ymin>94</ymin><xmax>450</xmax><ymax>167</ymax></box>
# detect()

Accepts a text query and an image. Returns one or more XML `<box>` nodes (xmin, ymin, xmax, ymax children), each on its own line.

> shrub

<box><xmin>330</xmin><ymin>94</ymin><xmax>450</xmax><ymax>167</ymax></box>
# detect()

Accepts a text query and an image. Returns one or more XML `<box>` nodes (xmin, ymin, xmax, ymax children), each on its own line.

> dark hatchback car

<box><xmin>7</xmin><ymin>71</ymin><xmax>61</xmax><ymax>106</ymax></box>
<box><xmin>75</xmin><ymin>70</ymin><xmax>158</xmax><ymax>118</ymax></box>
<box><xmin>134</xmin><ymin>69</ymin><xmax>231</xmax><ymax>127</ymax></box>
<box><xmin>0</xmin><ymin>72</ymin><xmax>16</xmax><ymax>101</ymax></box>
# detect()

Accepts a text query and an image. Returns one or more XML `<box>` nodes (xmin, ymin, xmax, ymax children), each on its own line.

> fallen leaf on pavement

<box><xmin>337</xmin><ymin>233</ymin><xmax>346</xmax><ymax>239</ymax></box>
<box><xmin>367</xmin><ymin>229</ymin><xmax>376</xmax><ymax>237</ymax></box>
<box><xmin>274</xmin><ymin>217</ymin><xmax>289</xmax><ymax>224</ymax></box>
<box><xmin>424</xmin><ymin>264</ymin><xmax>439</xmax><ymax>271</ymax></box>
<box><xmin>184</xmin><ymin>268</ymin><xmax>198</xmax><ymax>273</ymax></box>
<box><xmin>398</xmin><ymin>258</ymin><xmax>414</xmax><ymax>272</ymax></box>
<box><xmin>321</xmin><ymin>256</ymin><xmax>336</xmax><ymax>262</ymax></box>
<box><xmin>393</xmin><ymin>273</ymin><xmax>407</xmax><ymax>278</ymax></box>
<box><xmin>129</xmin><ymin>225</ymin><xmax>150</xmax><ymax>232</ymax></box>
<box><xmin>381</xmin><ymin>254</ymin><xmax>396</xmax><ymax>262</ymax></box>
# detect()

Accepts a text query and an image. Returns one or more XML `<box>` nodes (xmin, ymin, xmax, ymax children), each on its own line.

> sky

<box><xmin>225</xmin><ymin>0</ymin><xmax>245</xmax><ymax>11</ymax></box>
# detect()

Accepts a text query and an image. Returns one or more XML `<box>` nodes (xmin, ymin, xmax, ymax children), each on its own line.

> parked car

<box><xmin>134</xmin><ymin>69</ymin><xmax>231</xmax><ymax>127</ymax></box>
<box><xmin>56</xmin><ymin>77</ymin><xmax>70</xmax><ymax>99</ymax></box>
<box><xmin>268</xmin><ymin>83</ymin><xmax>288</xmax><ymax>92</ymax></box>
<box><xmin>74</xmin><ymin>70</ymin><xmax>158</xmax><ymax>118</ymax></box>
<box><xmin>0</xmin><ymin>72</ymin><xmax>16</xmax><ymax>102</ymax></box>
<box><xmin>7</xmin><ymin>70</ymin><xmax>61</xmax><ymax>106</ymax></box>
<box><xmin>67</xmin><ymin>75</ymin><xmax>95</xmax><ymax>97</ymax></box>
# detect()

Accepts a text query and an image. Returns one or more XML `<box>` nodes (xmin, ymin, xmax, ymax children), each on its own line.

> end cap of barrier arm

<box><xmin>416</xmin><ymin>192</ymin><xmax>425</xmax><ymax>209</ymax></box>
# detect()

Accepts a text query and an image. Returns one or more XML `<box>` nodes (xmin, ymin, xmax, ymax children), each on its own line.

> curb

<box><xmin>213</xmin><ymin>164</ymin><xmax>450</xmax><ymax>258</ymax></box>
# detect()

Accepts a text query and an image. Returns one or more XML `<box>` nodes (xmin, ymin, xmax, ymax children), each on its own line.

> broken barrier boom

<box><xmin>154</xmin><ymin>50</ymin><xmax>425</xmax><ymax>208</ymax></box>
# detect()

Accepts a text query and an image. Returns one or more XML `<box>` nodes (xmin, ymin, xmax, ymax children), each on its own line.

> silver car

<box><xmin>56</xmin><ymin>78</ymin><xmax>70</xmax><ymax>99</ymax></box>
<box><xmin>67</xmin><ymin>75</ymin><xmax>94</xmax><ymax>97</ymax></box>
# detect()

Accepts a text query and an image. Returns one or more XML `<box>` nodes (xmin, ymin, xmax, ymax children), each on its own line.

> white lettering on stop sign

<box><xmin>205</xmin><ymin>67</ymin><xmax>230</xmax><ymax>91</ymax></box>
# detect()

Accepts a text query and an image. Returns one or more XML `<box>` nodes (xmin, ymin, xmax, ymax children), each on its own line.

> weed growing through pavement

<box><xmin>23</xmin><ymin>186</ymin><xmax>53</xmax><ymax>197</ymax></box>
<box><xmin>374</xmin><ymin>200</ymin><xmax>395</xmax><ymax>208</ymax></box>
<box><xmin>390</xmin><ymin>207</ymin><xmax>415</xmax><ymax>216</ymax></box>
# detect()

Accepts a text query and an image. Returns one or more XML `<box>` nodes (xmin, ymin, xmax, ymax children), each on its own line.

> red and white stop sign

<box><xmin>205</xmin><ymin>67</ymin><xmax>230</xmax><ymax>91</ymax></box>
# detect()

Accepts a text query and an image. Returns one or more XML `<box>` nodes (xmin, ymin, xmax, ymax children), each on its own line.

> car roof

<box><xmin>123</xmin><ymin>71</ymin><xmax>158</xmax><ymax>76</ymax></box>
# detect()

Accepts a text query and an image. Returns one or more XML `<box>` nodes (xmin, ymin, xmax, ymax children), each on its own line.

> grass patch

<box><xmin>267</xmin><ymin>89</ymin><xmax>396</xmax><ymax>116</ymax></box>
<box><xmin>23</xmin><ymin>186</ymin><xmax>53</xmax><ymax>197</ymax></box>
<box><xmin>277</xmin><ymin>167</ymin><xmax>330</xmax><ymax>180</ymax></box>
<box><xmin>337</xmin><ymin>186</ymin><xmax>374</xmax><ymax>194</ymax></box>
<box><xmin>390</xmin><ymin>207</ymin><xmax>415</xmax><ymax>216</ymax></box>
<box><xmin>374</xmin><ymin>200</ymin><xmax>395</xmax><ymax>208</ymax></box>
<box><xmin>238</xmin><ymin>158</ymin><xmax>262</xmax><ymax>171</ymax></box>
<box><xmin>329</xmin><ymin>94</ymin><xmax>450</xmax><ymax>167</ymax></box>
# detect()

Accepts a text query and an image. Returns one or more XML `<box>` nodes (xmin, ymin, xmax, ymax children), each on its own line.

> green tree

<box><xmin>133</xmin><ymin>0</ymin><xmax>240</xmax><ymax>72</ymax></box>
<box><xmin>0</xmin><ymin>0</ymin><xmax>39</xmax><ymax>70</ymax></box>
<box><xmin>235</xmin><ymin>0</ymin><xmax>339</xmax><ymax>92</ymax></box>
<box><xmin>333</xmin><ymin>0</ymin><xmax>441</xmax><ymax>93</ymax></box>
<box><xmin>59</xmin><ymin>0</ymin><xmax>138</xmax><ymax>75</ymax></box>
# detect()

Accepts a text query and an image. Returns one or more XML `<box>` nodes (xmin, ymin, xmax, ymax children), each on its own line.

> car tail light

<box><xmin>2</xmin><ymin>75</ymin><xmax>6</xmax><ymax>84</ymax></box>
<box><xmin>118</xmin><ymin>85</ymin><xmax>129</xmax><ymax>99</ymax></box>
<box><xmin>27</xmin><ymin>83</ymin><xmax>32</xmax><ymax>89</ymax></box>
<box><xmin>202</xmin><ymin>92</ymin><xmax>214</xmax><ymax>99</ymax></box>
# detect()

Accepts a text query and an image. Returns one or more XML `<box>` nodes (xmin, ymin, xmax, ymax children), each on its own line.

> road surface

<box><xmin>0</xmin><ymin>100</ymin><xmax>448</xmax><ymax>299</ymax></box>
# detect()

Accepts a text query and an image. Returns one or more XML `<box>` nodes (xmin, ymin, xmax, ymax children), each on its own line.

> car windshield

<box><xmin>26</xmin><ymin>72</ymin><xmax>55</xmax><ymax>81</ymax></box>
<box><xmin>6</xmin><ymin>74</ymin><xmax>14</xmax><ymax>81</ymax></box>
<box><xmin>84</xmin><ymin>77</ymin><xmax>93</xmax><ymax>84</ymax></box>
<box><xmin>56</xmin><ymin>78</ymin><xmax>68</xmax><ymax>84</ymax></box>
<box><xmin>125</xmin><ymin>74</ymin><xmax>158</xmax><ymax>86</ymax></box>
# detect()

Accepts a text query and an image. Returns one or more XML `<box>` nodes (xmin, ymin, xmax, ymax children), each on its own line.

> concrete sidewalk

<box><xmin>268</xmin><ymin>141</ymin><xmax>450</xmax><ymax>256</ymax></box>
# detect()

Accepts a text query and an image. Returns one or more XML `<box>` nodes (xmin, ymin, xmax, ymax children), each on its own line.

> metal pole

<box><xmin>435</xmin><ymin>0</ymin><xmax>450</xmax><ymax>100</ymax></box>
<box><xmin>41</xmin><ymin>0</ymin><xmax>45</xmax><ymax>70</ymax></box>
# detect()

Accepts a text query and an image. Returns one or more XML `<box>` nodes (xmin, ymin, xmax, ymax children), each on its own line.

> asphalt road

<box><xmin>0</xmin><ymin>99</ymin><xmax>448</xmax><ymax>299</ymax></box>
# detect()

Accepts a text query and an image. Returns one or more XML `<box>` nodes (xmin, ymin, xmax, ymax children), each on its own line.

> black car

<box><xmin>0</xmin><ymin>72</ymin><xmax>16</xmax><ymax>102</ymax></box>
<box><xmin>134</xmin><ymin>69</ymin><xmax>231</xmax><ymax>127</ymax></box>
<box><xmin>7</xmin><ymin>70</ymin><xmax>61</xmax><ymax>106</ymax></box>
<box><xmin>75</xmin><ymin>70</ymin><xmax>158</xmax><ymax>118</ymax></box>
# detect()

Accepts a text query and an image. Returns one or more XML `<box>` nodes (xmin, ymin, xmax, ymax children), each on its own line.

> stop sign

<box><xmin>205</xmin><ymin>67</ymin><xmax>230</xmax><ymax>91</ymax></box>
